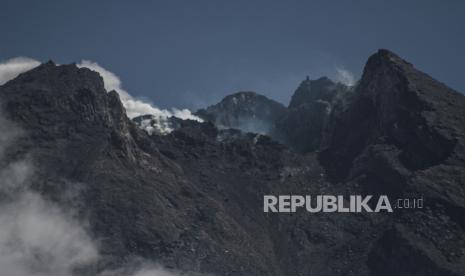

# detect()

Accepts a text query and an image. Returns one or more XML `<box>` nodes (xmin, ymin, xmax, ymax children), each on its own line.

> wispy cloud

<box><xmin>335</xmin><ymin>66</ymin><xmax>356</xmax><ymax>86</ymax></box>
<box><xmin>77</xmin><ymin>60</ymin><xmax>202</xmax><ymax>133</ymax></box>
<box><xmin>0</xmin><ymin>57</ymin><xmax>40</xmax><ymax>85</ymax></box>
<box><xmin>0</xmin><ymin>112</ymin><xmax>202</xmax><ymax>275</ymax></box>
<box><xmin>0</xmin><ymin>57</ymin><xmax>202</xmax><ymax>134</ymax></box>
<box><xmin>0</xmin><ymin>57</ymin><xmax>207</xmax><ymax>274</ymax></box>
<box><xmin>0</xmin><ymin>113</ymin><xmax>98</xmax><ymax>276</ymax></box>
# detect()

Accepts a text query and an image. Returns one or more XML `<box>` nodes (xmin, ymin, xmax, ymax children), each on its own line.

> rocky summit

<box><xmin>1</xmin><ymin>50</ymin><xmax>465</xmax><ymax>276</ymax></box>
<box><xmin>196</xmin><ymin>91</ymin><xmax>288</xmax><ymax>135</ymax></box>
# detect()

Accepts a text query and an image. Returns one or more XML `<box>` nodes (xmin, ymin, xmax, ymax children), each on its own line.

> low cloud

<box><xmin>0</xmin><ymin>192</ymin><xmax>99</xmax><ymax>276</ymax></box>
<box><xmin>0</xmin><ymin>57</ymin><xmax>40</xmax><ymax>86</ymax></box>
<box><xmin>0</xmin><ymin>58</ymin><xmax>202</xmax><ymax>272</ymax></box>
<box><xmin>0</xmin><ymin>114</ymin><xmax>99</xmax><ymax>276</ymax></box>
<box><xmin>0</xmin><ymin>113</ymin><xmax>201</xmax><ymax>276</ymax></box>
<box><xmin>0</xmin><ymin>190</ymin><xmax>197</xmax><ymax>276</ymax></box>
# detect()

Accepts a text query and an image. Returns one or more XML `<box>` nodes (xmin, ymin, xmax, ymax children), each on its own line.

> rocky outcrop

<box><xmin>320</xmin><ymin>49</ymin><xmax>464</xmax><ymax>183</ymax></box>
<box><xmin>0</xmin><ymin>62</ymin><xmax>318</xmax><ymax>275</ymax></box>
<box><xmin>1</xmin><ymin>50</ymin><xmax>464</xmax><ymax>276</ymax></box>
<box><xmin>198</xmin><ymin>78</ymin><xmax>349</xmax><ymax>153</ymax></box>
<box><xmin>320</xmin><ymin>49</ymin><xmax>465</xmax><ymax>275</ymax></box>
<box><xmin>288</xmin><ymin>76</ymin><xmax>343</xmax><ymax>109</ymax></box>
<box><xmin>196</xmin><ymin>91</ymin><xmax>287</xmax><ymax>135</ymax></box>
<box><xmin>273</xmin><ymin>77</ymin><xmax>349</xmax><ymax>152</ymax></box>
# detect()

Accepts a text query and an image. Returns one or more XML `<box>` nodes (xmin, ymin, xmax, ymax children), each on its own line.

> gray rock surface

<box><xmin>196</xmin><ymin>91</ymin><xmax>287</xmax><ymax>135</ymax></box>
<box><xmin>0</xmin><ymin>50</ymin><xmax>464</xmax><ymax>275</ymax></box>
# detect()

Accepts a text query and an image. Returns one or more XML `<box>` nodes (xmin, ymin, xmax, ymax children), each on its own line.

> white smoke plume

<box><xmin>76</xmin><ymin>60</ymin><xmax>202</xmax><ymax>134</ymax></box>
<box><xmin>335</xmin><ymin>66</ymin><xmax>356</xmax><ymax>86</ymax></box>
<box><xmin>0</xmin><ymin>115</ymin><xmax>199</xmax><ymax>275</ymax></box>
<box><xmin>0</xmin><ymin>57</ymin><xmax>40</xmax><ymax>85</ymax></box>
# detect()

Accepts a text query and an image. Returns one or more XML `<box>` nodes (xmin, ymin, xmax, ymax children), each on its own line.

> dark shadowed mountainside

<box><xmin>273</xmin><ymin>76</ymin><xmax>350</xmax><ymax>153</ymax></box>
<box><xmin>0</xmin><ymin>50</ymin><xmax>464</xmax><ymax>275</ymax></box>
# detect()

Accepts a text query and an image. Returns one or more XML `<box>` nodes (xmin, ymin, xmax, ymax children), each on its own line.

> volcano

<box><xmin>1</xmin><ymin>50</ymin><xmax>464</xmax><ymax>276</ymax></box>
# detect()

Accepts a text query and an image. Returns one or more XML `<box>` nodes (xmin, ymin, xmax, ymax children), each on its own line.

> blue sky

<box><xmin>1</xmin><ymin>0</ymin><xmax>464</xmax><ymax>109</ymax></box>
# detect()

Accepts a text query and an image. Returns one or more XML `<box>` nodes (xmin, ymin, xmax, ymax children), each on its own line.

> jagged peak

<box><xmin>220</xmin><ymin>91</ymin><xmax>281</xmax><ymax>105</ymax></box>
<box><xmin>43</xmin><ymin>59</ymin><xmax>57</xmax><ymax>67</ymax></box>
<box><xmin>294</xmin><ymin>76</ymin><xmax>336</xmax><ymax>94</ymax></box>
<box><xmin>299</xmin><ymin>76</ymin><xmax>333</xmax><ymax>85</ymax></box>
<box><xmin>223</xmin><ymin>91</ymin><xmax>261</xmax><ymax>99</ymax></box>
<box><xmin>360</xmin><ymin>49</ymin><xmax>463</xmax><ymax>102</ymax></box>
<box><xmin>363</xmin><ymin>49</ymin><xmax>414</xmax><ymax>75</ymax></box>
<box><xmin>1</xmin><ymin>60</ymin><xmax>107</xmax><ymax>100</ymax></box>
<box><xmin>289</xmin><ymin>76</ymin><xmax>342</xmax><ymax>108</ymax></box>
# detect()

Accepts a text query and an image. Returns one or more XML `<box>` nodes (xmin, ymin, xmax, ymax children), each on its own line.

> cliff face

<box><xmin>273</xmin><ymin>77</ymin><xmax>349</xmax><ymax>152</ymax></box>
<box><xmin>321</xmin><ymin>50</ymin><xmax>464</xmax><ymax>180</ymax></box>
<box><xmin>197</xmin><ymin>78</ymin><xmax>349</xmax><ymax>153</ymax></box>
<box><xmin>0</xmin><ymin>50</ymin><xmax>464</xmax><ymax>276</ymax></box>
<box><xmin>288</xmin><ymin>76</ymin><xmax>342</xmax><ymax>109</ymax></box>
<box><xmin>320</xmin><ymin>50</ymin><xmax>465</xmax><ymax>275</ymax></box>
<box><xmin>196</xmin><ymin>91</ymin><xmax>287</xmax><ymax>135</ymax></box>
<box><xmin>320</xmin><ymin>50</ymin><xmax>465</xmax><ymax>206</ymax></box>
<box><xmin>0</xmin><ymin>62</ymin><xmax>317</xmax><ymax>275</ymax></box>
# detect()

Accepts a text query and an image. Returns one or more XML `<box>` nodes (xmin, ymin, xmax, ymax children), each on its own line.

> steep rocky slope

<box><xmin>196</xmin><ymin>78</ymin><xmax>349</xmax><ymax>153</ymax></box>
<box><xmin>320</xmin><ymin>50</ymin><xmax>465</xmax><ymax>275</ymax></box>
<box><xmin>196</xmin><ymin>91</ymin><xmax>287</xmax><ymax>135</ymax></box>
<box><xmin>0</xmin><ymin>50</ymin><xmax>464</xmax><ymax>276</ymax></box>
<box><xmin>273</xmin><ymin>77</ymin><xmax>349</xmax><ymax>152</ymax></box>
<box><xmin>0</xmin><ymin>61</ymin><xmax>323</xmax><ymax>275</ymax></box>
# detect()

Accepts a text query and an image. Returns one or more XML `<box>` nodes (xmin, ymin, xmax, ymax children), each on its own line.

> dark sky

<box><xmin>1</xmin><ymin>0</ymin><xmax>464</xmax><ymax>109</ymax></box>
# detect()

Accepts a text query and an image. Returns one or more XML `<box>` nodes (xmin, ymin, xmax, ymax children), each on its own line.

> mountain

<box><xmin>196</xmin><ymin>79</ymin><xmax>350</xmax><ymax>153</ymax></box>
<box><xmin>196</xmin><ymin>91</ymin><xmax>287</xmax><ymax>134</ymax></box>
<box><xmin>288</xmin><ymin>76</ymin><xmax>345</xmax><ymax>109</ymax></box>
<box><xmin>273</xmin><ymin>77</ymin><xmax>350</xmax><ymax>152</ymax></box>
<box><xmin>319</xmin><ymin>49</ymin><xmax>465</xmax><ymax>275</ymax></box>
<box><xmin>0</xmin><ymin>50</ymin><xmax>464</xmax><ymax>276</ymax></box>
<box><xmin>0</xmin><ymin>62</ymin><xmax>312</xmax><ymax>275</ymax></box>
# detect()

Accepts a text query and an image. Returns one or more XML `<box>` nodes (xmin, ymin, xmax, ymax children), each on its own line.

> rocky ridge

<box><xmin>0</xmin><ymin>50</ymin><xmax>464</xmax><ymax>275</ymax></box>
